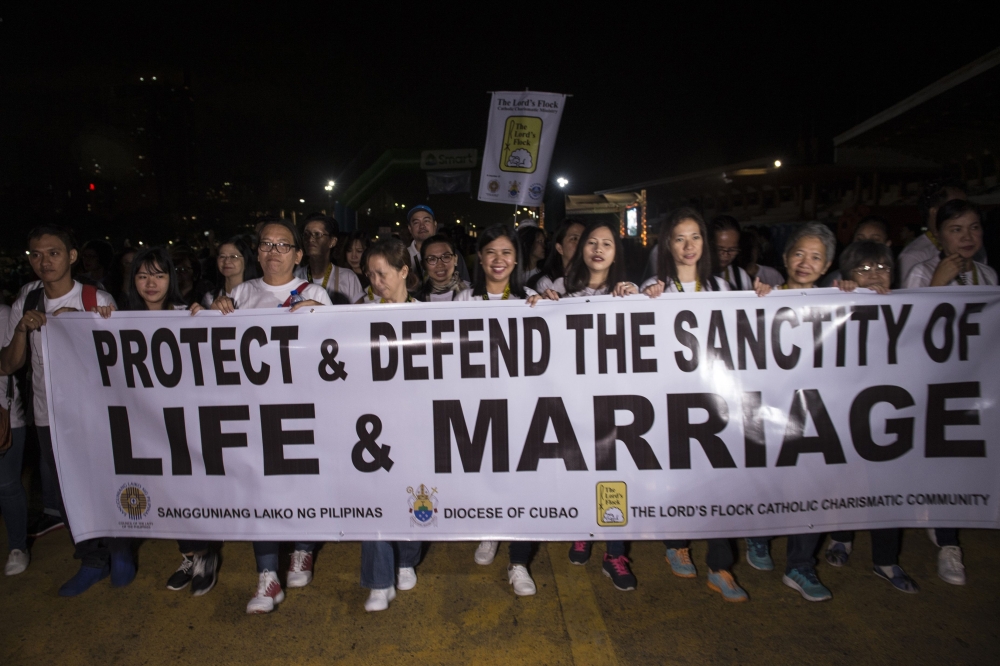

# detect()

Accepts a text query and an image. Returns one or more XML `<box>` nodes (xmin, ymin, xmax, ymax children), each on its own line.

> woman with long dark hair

<box><xmin>456</xmin><ymin>224</ymin><xmax>537</xmax><ymax>301</ymax></box>
<box><xmin>539</xmin><ymin>219</ymin><xmax>636</xmax><ymax>298</ymax></box>
<box><xmin>531</xmin><ymin>219</ymin><xmax>584</xmax><ymax>292</ymax></box>
<box><xmin>202</xmin><ymin>235</ymin><xmax>258</xmax><ymax>307</ymax></box>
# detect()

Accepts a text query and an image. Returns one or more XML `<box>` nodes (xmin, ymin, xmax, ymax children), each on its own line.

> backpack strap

<box><xmin>281</xmin><ymin>282</ymin><xmax>312</xmax><ymax>307</ymax></box>
<box><xmin>23</xmin><ymin>287</ymin><xmax>45</xmax><ymax>314</ymax></box>
<box><xmin>81</xmin><ymin>284</ymin><xmax>98</xmax><ymax>312</ymax></box>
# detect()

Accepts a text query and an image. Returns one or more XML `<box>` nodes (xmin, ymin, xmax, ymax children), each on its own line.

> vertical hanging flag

<box><xmin>477</xmin><ymin>91</ymin><xmax>567</xmax><ymax>206</ymax></box>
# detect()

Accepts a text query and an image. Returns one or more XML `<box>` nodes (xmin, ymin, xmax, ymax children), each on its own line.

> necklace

<box><xmin>483</xmin><ymin>283</ymin><xmax>511</xmax><ymax>300</ymax></box>
<box><xmin>925</xmin><ymin>230</ymin><xmax>942</xmax><ymax>251</ymax></box>
<box><xmin>307</xmin><ymin>263</ymin><xmax>333</xmax><ymax>289</ymax></box>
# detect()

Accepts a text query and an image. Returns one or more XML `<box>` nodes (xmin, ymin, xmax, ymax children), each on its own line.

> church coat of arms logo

<box><xmin>408</xmin><ymin>484</ymin><xmax>438</xmax><ymax>527</ymax></box>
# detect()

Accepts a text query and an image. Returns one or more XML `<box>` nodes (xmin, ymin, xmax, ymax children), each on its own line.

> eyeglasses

<box><xmin>717</xmin><ymin>247</ymin><xmax>740</xmax><ymax>256</ymax></box>
<box><xmin>852</xmin><ymin>263</ymin><xmax>891</xmax><ymax>275</ymax></box>
<box><xmin>175</xmin><ymin>266</ymin><xmax>192</xmax><ymax>274</ymax></box>
<box><xmin>424</xmin><ymin>252</ymin><xmax>455</xmax><ymax>267</ymax></box>
<box><xmin>218</xmin><ymin>254</ymin><xmax>243</xmax><ymax>262</ymax></box>
<box><xmin>302</xmin><ymin>232</ymin><xmax>330</xmax><ymax>241</ymax></box>
<box><xmin>259</xmin><ymin>242</ymin><xmax>296</xmax><ymax>254</ymax></box>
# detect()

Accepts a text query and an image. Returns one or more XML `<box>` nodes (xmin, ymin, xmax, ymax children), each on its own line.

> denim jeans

<box><xmin>252</xmin><ymin>541</ymin><xmax>316</xmax><ymax>573</ymax></box>
<box><xmin>37</xmin><ymin>425</ymin><xmax>131</xmax><ymax>567</ymax></box>
<box><xmin>360</xmin><ymin>541</ymin><xmax>422</xmax><ymax>589</ymax></box>
<box><xmin>829</xmin><ymin>529</ymin><xmax>901</xmax><ymax>567</ymax></box>
<box><xmin>177</xmin><ymin>540</ymin><xmax>214</xmax><ymax>554</ymax></box>
<box><xmin>0</xmin><ymin>427</ymin><xmax>28</xmax><ymax>551</ymax></box>
<box><xmin>35</xmin><ymin>426</ymin><xmax>62</xmax><ymax>517</ymax></box>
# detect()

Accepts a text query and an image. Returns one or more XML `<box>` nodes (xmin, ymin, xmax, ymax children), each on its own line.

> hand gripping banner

<box><xmin>42</xmin><ymin>288</ymin><xmax>1000</xmax><ymax>542</ymax></box>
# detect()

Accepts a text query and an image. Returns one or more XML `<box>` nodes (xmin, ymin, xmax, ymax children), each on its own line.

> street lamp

<box><xmin>324</xmin><ymin>180</ymin><xmax>335</xmax><ymax>211</ymax></box>
<box><xmin>556</xmin><ymin>177</ymin><xmax>569</xmax><ymax>188</ymax></box>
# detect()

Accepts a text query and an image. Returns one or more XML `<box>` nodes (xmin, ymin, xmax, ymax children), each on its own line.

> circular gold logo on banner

<box><xmin>117</xmin><ymin>484</ymin><xmax>151</xmax><ymax>520</ymax></box>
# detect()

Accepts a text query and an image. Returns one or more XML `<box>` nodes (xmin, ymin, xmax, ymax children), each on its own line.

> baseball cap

<box><xmin>407</xmin><ymin>205</ymin><xmax>435</xmax><ymax>222</ymax></box>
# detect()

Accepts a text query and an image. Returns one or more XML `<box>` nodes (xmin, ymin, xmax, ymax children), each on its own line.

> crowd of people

<box><xmin>0</xmin><ymin>179</ymin><xmax>994</xmax><ymax>614</ymax></box>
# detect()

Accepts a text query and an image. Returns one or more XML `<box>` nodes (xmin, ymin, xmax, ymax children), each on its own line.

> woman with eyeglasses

<box><xmin>192</xmin><ymin>217</ymin><xmax>331</xmax><ymax>613</ymax></box>
<box><xmin>414</xmin><ymin>234</ymin><xmax>470</xmax><ymax>302</ymax></box>
<box><xmin>356</xmin><ymin>238</ymin><xmax>424</xmax><ymax>610</ymax></box>
<box><xmin>202</xmin><ymin>235</ymin><xmax>258</xmax><ymax>308</ymax></box>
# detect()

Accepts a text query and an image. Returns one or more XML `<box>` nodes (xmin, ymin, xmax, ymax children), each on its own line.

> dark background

<box><xmin>1</xmin><ymin>4</ymin><xmax>997</xmax><ymax>249</ymax></box>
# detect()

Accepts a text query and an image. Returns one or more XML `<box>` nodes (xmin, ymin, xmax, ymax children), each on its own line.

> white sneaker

<box><xmin>475</xmin><ymin>541</ymin><xmax>499</xmax><ymax>565</ymax></box>
<box><xmin>508</xmin><ymin>564</ymin><xmax>537</xmax><ymax>596</ymax></box>
<box><xmin>5</xmin><ymin>549</ymin><xmax>29</xmax><ymax>576</ymax></box>
<box><xmin>246</xmin><ymin>570</ymin><xmax>285</xmax><ymax>614</ymax></box>
<box><xmin>286</xmin><ymin>550</ymin><xmax>314</xmax><ymax>588</ymax></box>
<box><xmin>397</xmin><ymin>567</ymin><xmax>417</xmax><ymax>591</ymax></box>
<box><xmin>938</xmin><ymin>545</ymin><xmax>966</xmax><ymax>585</ymax></box>
<box><xmin>365</xmin><ymin>586</ymin><xmax>397</xmax><ymax>612</ymax></box>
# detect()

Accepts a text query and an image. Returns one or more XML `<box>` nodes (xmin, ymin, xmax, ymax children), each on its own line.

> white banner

<box><xmin>43</xmin><ymin>289</ymin><xmax>1000</xmax><ymax>543</ymax></box>
<box><xmin>477</xmin><ymin>91</ymin><xmax>566</xmax><ymax>206</ymax></box>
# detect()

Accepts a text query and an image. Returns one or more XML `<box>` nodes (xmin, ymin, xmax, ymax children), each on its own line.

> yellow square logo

<box><xmin>500</xmin><ymin>116</ymin><xmax>542</xmax><ymax>173</ymax></box>
<box><xmin>596</xmin><ymin>482</ymin><xmax>627</xmax><ymax>527</ymax></box>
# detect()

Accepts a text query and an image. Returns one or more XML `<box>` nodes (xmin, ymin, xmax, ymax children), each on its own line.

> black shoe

<box><xmin>568</xmin><ymin>541</ymin><xmax>593</xmax><ymax>565</ymax></box>
<box><xmin>166</xmin><ymin>555</ymin><xmax>195</xmax><ymax>591</ymax></box>
<box><xmin>191</xmin><ymin>552</ymin><xmax>218</xmax><ymax>596</ymax></box>
<box><xmin>602</xmin><ymin>553</ymin><xmax>637</xmax><ymax>591</ymax></box>
<box><xmin>27</xmin><ymin>514</ymin><xmax>65</xmax><ymax>538</ymax></box>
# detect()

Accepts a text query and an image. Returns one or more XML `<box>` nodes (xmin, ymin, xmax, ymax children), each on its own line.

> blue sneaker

<box><xmin>782</xmin><ymin>568</ymin><xmax>832</xmax><ymax>602</ymax></box>
<box><xmin>745</xmin><ymin>538</ymin><xmax>773</xmax><ymax>571</ymax></box>
<box><xmin>707</xmin><ymin>570</ymin><xmax>748</xmax><ymax>602</ymax></box>
<box><xmin>110</xmin><ymin>550</ymin><xmax>136</xmax><ymax>588</ymax></box>
<box><xmin>665</xmin><ymin>548</ymin><xmax>697</xmax><ymax>578</ymax></box>
<box><xmin>824</xmin><ymin>541</ymin><xmax>851</xmax><ymax>567</ymax></box>
<box><xmin>59</xmin><ymin>565</ymin><xmax>110</xmax><ymax>597</ymax></box>
<box><xmin>873</xmin><ymin>565</ymin><xmax>919</xmax><ymax>594</ymax></box>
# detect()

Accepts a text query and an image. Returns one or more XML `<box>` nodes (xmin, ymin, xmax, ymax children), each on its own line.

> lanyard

<box><xmin>925</xmin><ymin>230</ymin><xmax>942</xmax><ymax>251</ymax></box>
<box><xmin>955</xmin><ymin>263</ymin><xmax>980</xmax><ymax>286</ymax></box>
<box><xmin>673</xmin><ymin>279</ymin><xmax>701</xmax><ymax>293</ymax></box>
<box><xmin>307</xmin><ymin>263</ymin><xmax>333</xmax><ymax>289</ymax></box>
<box><xmin>483</xmin><ymin>283</ymin><xmax>511</xmax><ymax>300</ymax></box>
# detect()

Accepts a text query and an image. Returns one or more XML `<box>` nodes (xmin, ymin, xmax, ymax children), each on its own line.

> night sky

<box><xmin>2</xmin><ymin>4</ymin><xmax>998</xmax><ymax>203</ymax></box>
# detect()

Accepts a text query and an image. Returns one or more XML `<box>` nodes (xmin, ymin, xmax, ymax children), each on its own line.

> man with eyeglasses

<box><xmin>293</xmin><ymin>213</ymin><xmax>363</xmax><ymax>305</ymax></box>
<box><xmin>406</xmin><ymin>205</ymin><xmax>470</xmax><ymax>282</ymax></box>
<box><xmin>710</xmin><ymin>216</ymin><xmax>753</xmax><ymax>290</ymax></box>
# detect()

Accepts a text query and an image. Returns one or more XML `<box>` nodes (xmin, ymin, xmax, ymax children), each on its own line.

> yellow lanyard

<box><xmin>308</xmin><ymin>263</ymin><xmax>334</xmax><ymax>289</ymax></box>
<box><xmin>483</xmin><ymin>283</ymin><xmax>511</xmax><ymax>300</ymax></box>
<box><xmin>956</xmin><ymin>263</ymin><xmax>980</xmax><ymax>286</ymax></box>
<box><xmin>673</xmin><ymin>279</ymin><xmax>701</xmax><ymax>293</ymax></box>
<box><xmin>925</xmin><ymin>230</ymin><xmax>942</xmax><ymax>251</ymax></box>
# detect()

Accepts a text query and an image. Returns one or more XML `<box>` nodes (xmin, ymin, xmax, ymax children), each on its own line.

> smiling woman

<box><xmin>126</xmin><ymin>247</ymin><xmax>186</xmax><ymax>311</ymax></box>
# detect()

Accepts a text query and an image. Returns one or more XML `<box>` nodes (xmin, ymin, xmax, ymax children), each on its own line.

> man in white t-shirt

<box><xmin>293</xmin><ymin>213</ymin><xmax>363</xmax><ymax>305</ymax></box>
<box><xmin>0</xmin><ymin>226</ymin><xmax>132</xmax><ymax>597</ymax></box>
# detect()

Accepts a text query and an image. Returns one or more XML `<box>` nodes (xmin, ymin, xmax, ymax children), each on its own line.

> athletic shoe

<box><xmin>397</xmin><ymin>567</ymin><xmax>417</xmax><ymax>591</ymax></box>
<box><xmin>475</xmin><ymin>541</ymin><xmax>499</xmax><ymax>566</ymax></box>
<box><xmin>568</xmin><ymin>541</ymin><xmax>592</xmax><ymax>565</ymax></box>
<box><xmin>508</xmin><ymin>564</ymin><xmax>537</xmax><ymax>596</ymax></box>
<box><xmin>110</xmin><ymin>549</ymin><xmax>136</xmax><ymax>587</ymax></box>
<box><xmin>707</xmin><ymin>570</ymin><xmax>749</xmax><ymax>602</ymax></box>
<box><xmin>166</xmin><ymin>554</ymin><xmax>195</xmax><ymax>590</ymax></box>
<box><xmin>938</xmin><ymin>546</ymin><xmax>966</xmax><ymax>585</ymax></box>
<box><xmin>286</xmin><ymin>550</ymin><xmax>314</xmax><ymax>588</ymax></box>
<box><xmin>782</xmin><ymin>568</ymin><xmax>832</xmax><ymax>602</ymax></box>
<box><xmin>602</xmin><ymin>553</ymin><xmax>637</xmax><ymax>591</ymax></box>
<box><xmin>665</xmin><ymin>548</ymin><xmax>697</xmax><ymax>578</ymax></box>
<box><xmin>191</xmin><ymin>552</ymin><xmax>219</xmax><ymax>596</ymax></box>
<box><xmin>5</xmin><ymin>549</ymin><xmax>29</xmax><ymax>576</ymax></box>
<box><xmin>58</xmin><ymin>564</ymin><xmax>110</xmax><ymax>597</ymax></box>
<box><xmin>873</xmin><ymin>565</ymin><xmax>919</xmax><ymax>593</ymax></box>
<box><xmin>365</xmin><ymin>587</ymin><xmax>396</xmax><ymax>612</ymax></box>
<box><xmin>745</xmin><ymin>538</ymin><xmax>773</xmax><ymax>571</ymax></box>
<box><xmin>824</xmin><ymin>541</ymin><xmax>852</xmax><ymax>568</ymax></box>
<box><xmin>246</xmin><ymin>570</ymin><xmax>284</xmax><ymax>614</ymax></box>
<box><xmin>27</xmin><ymin>514</ymin><xmax>65</xmax><ymax>538</ymax></box>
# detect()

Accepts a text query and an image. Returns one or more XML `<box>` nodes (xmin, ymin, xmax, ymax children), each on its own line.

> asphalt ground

<box><xmin>1</xmin><ymin>524</ymin><xmax>998</xmax><ymax>665</ymax></box>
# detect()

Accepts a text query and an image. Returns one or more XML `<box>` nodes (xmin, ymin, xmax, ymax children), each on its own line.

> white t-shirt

<box><xmin>202</xmin><ymin>289</ymin><xmax>234</xmax><ymax>308</ymax></box>
<box><xmin>534</xmin><ymin>275</ymin><xmax>557</xmax><ymax>293</ymax></box>
<box><xmin>543</xmin><ymin>277</ymin><xmax>613</xmax><ymax>298</ymax></box>
<box><xmin>294</xmin><ymin>264</ymin><xmax>364</xmax><ymax>306</ymax></box>
<box><xmin>0</xmin><ymin>305</ymin><xmax>26</xmax><ymax>428</ymax></box>
<box><xmin>3</xmin><ymin>281</ymin><xmax>117</xmax><ymax>426</ymax></box>
<box><xmin>230</xmin><ymin>278</ymin><xmax>332</xmax><ymax>310</ymax></box>
<box><xmin>902</xmin><ymin>255</ymin><xmax>997</xmax><ymax>288</ymax></box>
<box><xmin>719</xmin><ymin>265</ymin><xmax>754</xmax><ymax>290</ymax></box>
<box><xmin>754</xmin><ymin>265</ymin><xmax>784</xmax><ymax>287</ymax></box>
<box><xmin>897</xmin><ymin>234</ymin><xmax>937</xmax><ymax>285</ymax></box>
<box><xmin>639</xmin><ymin>276</ymin><xmax>731</xmax><ymax>294</ymax></box>
<box><xmin>454</xmin><ymin>286</ymin><xmax>537</xmax><ymax>301</ymax></box>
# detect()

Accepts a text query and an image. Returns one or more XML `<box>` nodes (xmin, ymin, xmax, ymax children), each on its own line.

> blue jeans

<box><xmin>252</xmin><ymin>541</ymin><xmax>316</xmax><ymax>573</ymax></box>
<box><xmin>360</xmin><ymin>541</ymin><xmax>422</xmax><ymax>589</ymax></box>
<box><xmin>0</xmin><ymin>427</ymin><xmax>28</xmax><ymax>552</ymax></box>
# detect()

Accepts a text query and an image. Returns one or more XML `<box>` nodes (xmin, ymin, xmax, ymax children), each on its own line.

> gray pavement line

<box><xmin>546</xmin><ymin>542</ymin><xmax>621</xmax><ymax>666</ymax></box>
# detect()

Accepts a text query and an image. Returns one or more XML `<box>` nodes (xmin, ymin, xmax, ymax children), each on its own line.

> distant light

<box><xmin>204</xmin><ymin>231</ymin><xmax>210</xmax><ymax>236</ymax></box>
<box><xmin>25</xmin><ymin>251</ymin><xmax>29</xmax><ymax>255</ymax></box>
<box><xmin>152</xmin><ymin>76</ymin><xmax>157</xmax><ymax>81</ymax></box>
<box><xmin>139</xmin><ymin>77</ymin><xmax>144</xmax><ymax>82</ymax></box>
<box><xmin>774</xmin><ymin>160</ymin><xmax>782</xmax><ymax>168</ymax></box>
<box><xmin>557</xmin><ymin>177</ymin><xmax>569</xmax><ymax>188</ymax></box>
<box><xmin>299</xmin><ymin>198</ymin><xmax>305</xmax><ymax>203</ymax></box>
<box><xmin>395</xmin><ymin>222</ymin><xmax>400</xmax><ymax>226</ymax></box>
<box><xmin>89</xmin><ymin>183</ymin><xmax>95</xmax><ymax>191</ymax></box>
<box><xmin>324</xmin><ymin>180</ymin><xmax>335</xmax><ymax>192</ymax></box>
<box><xmin>168</xmin><ymin>241</ymin><xmax>173</xmax><ymax>245</ymax></box>
<box><xmin>138</xmin><ymin>241</ymin><xmax>143</xmax><ymax>245</ymax></box>
<box><xmin>456</xmin><ymin>219</ymin><xmax>461</xmax><ymax>224</ymax></box>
